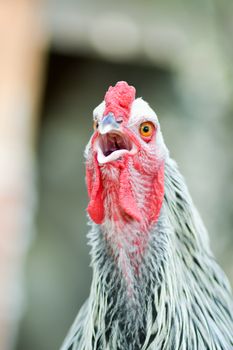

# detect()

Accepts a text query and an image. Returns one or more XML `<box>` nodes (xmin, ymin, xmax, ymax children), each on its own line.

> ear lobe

<box><xmin>151</xmin><ymin>162</ymin><xmax>165</xmax><ymax>223</ymax></box>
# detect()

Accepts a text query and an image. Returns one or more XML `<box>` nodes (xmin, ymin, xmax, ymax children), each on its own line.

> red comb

<box><xmin>104</xmin><ymin>81</ymin><xmax>136</xmax><ymax>121</ymax></box>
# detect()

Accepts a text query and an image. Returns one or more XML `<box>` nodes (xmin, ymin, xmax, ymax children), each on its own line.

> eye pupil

<box><xmin>143</xmin><ymin>126</ymin><xmax>149</xmax><ymax>133</ymax></box>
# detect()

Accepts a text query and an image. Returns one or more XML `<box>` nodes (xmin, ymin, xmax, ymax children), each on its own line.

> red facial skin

<box><xmin>86</xmin><ymin>125</ymin><xmax>164</xmax><ymax>230</ymax></box>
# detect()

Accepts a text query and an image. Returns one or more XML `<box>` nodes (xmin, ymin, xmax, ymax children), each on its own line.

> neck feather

<box><xmin>86</xmin><ymin>157</ymin><xmax>233</xmax><ymax>349</ymax></box>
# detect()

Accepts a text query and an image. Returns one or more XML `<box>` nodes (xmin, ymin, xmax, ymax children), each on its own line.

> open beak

<box><xmin>95</xmin><ymin>114</ymin><xmax>137</xmax><ymax>164</ymax></box>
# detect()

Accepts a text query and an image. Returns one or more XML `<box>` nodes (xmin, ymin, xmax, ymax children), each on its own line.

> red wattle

<box><xmin>151</xmin><ymin>162</ymin><xmax>165</xmax><ymax>224</ymax></box>
<box><xmin>119</xmin><ymin>164</ymin><xmax>142</xmax><ymax>222</ymax></box>
<box><xmin>86</xmin><ymin>156</ymin><xmax>104</xmax><ymax>224</ymax></box>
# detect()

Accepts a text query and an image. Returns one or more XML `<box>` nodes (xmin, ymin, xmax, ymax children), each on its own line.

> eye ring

<box><xmin>139</xmin><ymin>121</ymin><xmax>155</xmax><ymax>138</ymax></box>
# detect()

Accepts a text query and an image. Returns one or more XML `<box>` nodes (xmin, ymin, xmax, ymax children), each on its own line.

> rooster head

<box><xmin>85</xmin><ymin>81</ymin><xmax>168</xmax><ymax>231</ymax></box>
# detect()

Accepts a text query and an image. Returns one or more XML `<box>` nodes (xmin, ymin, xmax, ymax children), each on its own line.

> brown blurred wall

<box><xmin>0</xmin><ymin>1</ymin><xmax>46</xmax><ymax>349</ymax></box>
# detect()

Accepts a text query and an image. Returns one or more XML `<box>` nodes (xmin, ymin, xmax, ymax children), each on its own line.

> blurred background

<box><xmin>0</xmin><ymin>0</ymin><xmax>232</xmax><ymax>349</ymax></box>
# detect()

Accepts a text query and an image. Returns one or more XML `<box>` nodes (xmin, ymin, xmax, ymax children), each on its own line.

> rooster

<box><xmin>61</xmin><ymin>81</ymin><xmax>233</xmax><ymax>350</ymax></box>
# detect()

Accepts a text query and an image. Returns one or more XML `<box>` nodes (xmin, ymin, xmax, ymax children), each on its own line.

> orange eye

<box><xmin>139</xmin><ymin>122</ymin><xmax>155</xmax><ymax>138</ymax></box>
<box><xmin>93</xmin><ymin>120</ymin><xmax>99</xmax><ymax>130</ymax></box>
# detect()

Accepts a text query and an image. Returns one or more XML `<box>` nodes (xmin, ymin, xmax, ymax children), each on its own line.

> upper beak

<box><xmin>98</xmin><ymin>113</ymin><xmax>120</xmax><ymax>134</ymax></box>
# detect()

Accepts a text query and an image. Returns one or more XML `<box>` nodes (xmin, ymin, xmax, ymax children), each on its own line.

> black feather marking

<box><xmin>157</xmin><ymin>285</ymin><xmax>161</xmax><ymax>302</ymax></box>
<box><xmin>175</xmin><ymin>191</ymin><xmax>183</xmax><ymax>201</ymax></box>
<box><xmin>178</xmin><ymin>323</ymin><xmax>184</xmax><ymax>348</ymax></box>
<box><xmin>176</xmin><ymin>201</ymin><xmax>184</xmax><ymax>211</ymax></box>
<box><xmin>165</xmin><ymin>302</ymin><xmax>168</xmax><ymax>322</ymax></box>
<box><xmin>151</xmin><ymin>298</ymin><xmax>158</xmax><ymax>322</ymax></box>
<box><xmin>185</xmin><ymin>222</ymin><xmax>192</xmax><ymax>233</ymax></box>
<box><xmin>193</xmin><ymin>256</ymin><xmax>202</xmax><ymax>270</ymax></box>
<box><xmin>138</xmin><ymin>328</ymin><xmax>146</xmax><ymax>347</ymax></box>
<box><xmin>145</xmin><ymin>333</ymin><xmax>156</xmax><ymax>349</ymax></box>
